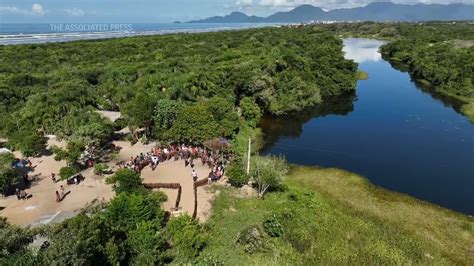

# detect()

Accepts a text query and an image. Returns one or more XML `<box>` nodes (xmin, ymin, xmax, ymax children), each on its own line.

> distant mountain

<box><xmin>265</xmin><ymin>4</ymin><xmax>326</xmax><ymax>23</ymax></box>
<box><xmin>191</xmin><ymin>11</ymin><xmax>264</xmax><ymax>23</ymax></box>
<box><xmin>188</xmin><ymin>2</ymin><xmax>474</xmax><ymax>23</ymax></box>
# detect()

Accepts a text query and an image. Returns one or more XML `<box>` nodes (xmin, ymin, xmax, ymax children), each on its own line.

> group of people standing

<box><xmin>15</xmin><ymin>188</ymin><xmax>29</xmax><ymax>200</ymax></box>
<box><xmin>120</xmin><ymin>144</ymin><xmax>230</xmax><ymax>175</ymax></box>
<box><xmin>207</xmin><ymin>163</ymin><xmax>225</xmax><ymax>183</ymax></box>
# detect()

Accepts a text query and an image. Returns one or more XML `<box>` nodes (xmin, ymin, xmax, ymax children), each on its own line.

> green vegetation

<box><xmin>18</xmin><ymin>113</ymin><xmax>468</xmax><ymax>265</ymax></box>
<box><xmin>106</xmin><ymin>168</ymin><xmax>145</xmax><ymax>194</ymax></box>
<box><xmin>58</xmin><ymin>165</ymin><xmax>80</xmax><ymax>180</ymax></box>
<box><xmin>251</xmin><ymin>155</ymin><xmax>288</xmax><ymax>198</ymax></box>
<box><xmin>202</xmin><ymin>166</ymin><xmax>473</xmax><ymax>264</ymax></box>
<box><xmin>1</xmin><ymin>23</ymin><xmax>473</xmax><ymax>265</ymax></box>
<box><xmin>93</xmin><ymin>162</ymin><xmax>109</xmax><ymax>176</ymax></box>
<box><xmin>0</xmin><ymin>217</ymin><xmax>33</xmax><ymax>262</ymax></box>
<box><xmin>0</xmin><ymin>168</ymin><xmax>208</xmax><ymax>265</ymax></box>
<box><xmin>0</xmin><ymin>27</ymin><xmax>357</xmax><ymax>148</ymax></box>
<box><xmin>379</xmin><ymin>24</ymin><xmax>474</xmax><ymax>120</ymax></box>
<box><xmin>226</xmin><ymin>158</ymin><xmax>249</xmax><ymax>188</ymax></box>
<box><xmin>356</xmin><ymin>70</ymin><xmax>369</xmax><ymax>80</ymax></box>
<box><xmin>165</xmin><ymin>215</ymin><xmax>207</xmax><ymax>260</ymax></box>
<box><xmin>0</xmin><ymin>153</ymin><xmax>16</xmax><ymax>195</ymax></box>
<box><xmin>461</xmin><ymin>102</ymin><xmax>474</xmax><ymax>123</ymax></box>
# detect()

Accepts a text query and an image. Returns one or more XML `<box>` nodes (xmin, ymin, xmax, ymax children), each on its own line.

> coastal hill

<box><xmin>188</xmin><ymin>2</ymin><xmax>474</xmax><ymax>23</ymax></box>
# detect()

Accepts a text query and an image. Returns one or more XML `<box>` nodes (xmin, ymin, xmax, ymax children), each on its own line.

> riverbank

<box><xmin>202</xmin><ymin>165</ymin><xmax>474</xmax><ymax>264</ymax></box>
<box><xmin>381</xmin><ymin>52</ymin><xmax>474</xmax><ymax>123</ymax></box>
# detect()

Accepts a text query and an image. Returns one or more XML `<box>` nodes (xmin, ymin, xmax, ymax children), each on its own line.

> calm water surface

<box><xmin>262</xmin><ymin>38</ymin><xmax>474</xmax><ymax>215</ymax></box>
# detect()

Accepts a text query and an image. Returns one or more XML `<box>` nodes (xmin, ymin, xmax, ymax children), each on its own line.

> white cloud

<box><xmin>236</xmin><ymin>0</ymin><xmax>254</xmax><ymax>8</ymax></box>
<box><xmin>235</xmin><ymin>0</ymin><xmax>474</xmax><ymax>11</ymax></box>
<box><xmin>32</xmin><ymin>3</ymin><xmax>45</xmax><ymax>16</ymax></box>
<box><xmin>0</xmin><ymin>3</ymin><xmax>45</xmax><ymax>16</ymax></box>
<box><xmin>0</xmin><ymin>6</ymin><xmax>30</xmax><ymax>15</ymax></box>
<box><xmin>65</xmin><ymin>8</ymin><xmax>85</xmax><ymax>17</ymax></box>
<box><xmin>259</xmin><ymin>0</ymin><xmax>296</xmax><ymax>7</ymax></box>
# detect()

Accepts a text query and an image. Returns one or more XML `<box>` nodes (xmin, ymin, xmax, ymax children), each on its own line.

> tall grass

<box><xmin>202</xmin><ymin>166</ymin><xmax>474</xmax><ymax>265</ymax></box>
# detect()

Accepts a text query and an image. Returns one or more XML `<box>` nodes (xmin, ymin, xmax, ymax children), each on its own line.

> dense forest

<box><xmin>0</xmin><ymin>27</ymin><xmax>357</xmax><ymax>155</ymax></box>
<box><xmin>380</xmin><ymin>24</ymin><xmax>474</xmax><ymax>121</ymax></box>
<box><xmin>0</xmin><ymin>27</ymin><xmax>358</xmax><ymax>264</ymax></box>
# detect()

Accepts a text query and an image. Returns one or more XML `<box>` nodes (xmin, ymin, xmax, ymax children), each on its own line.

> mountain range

<box><xmin>188</xmin><ymin>2</ymin><xmax>474</xmax><ymax>23</ymax></box>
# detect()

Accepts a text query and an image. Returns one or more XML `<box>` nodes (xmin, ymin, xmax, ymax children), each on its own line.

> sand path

<box><xmin>0</xmin><ymin>146</ymin><xmax>113</xmax><ymax>227</ymax></box>
<box><xmin>113</xmin><ymin>140</ymin><xmax>216</xmax><ymax>221</ymax></box>
<box><xmin>1</xmin><ymin>139</ymin><xmax>218</xmax><ymax>226</ymax></box>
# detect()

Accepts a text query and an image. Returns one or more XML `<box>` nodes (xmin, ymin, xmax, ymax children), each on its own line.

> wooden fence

<box><xmin>143</xmin><ymin>183</ymin><xmax>182</xmax><ymax>209</ymax></box>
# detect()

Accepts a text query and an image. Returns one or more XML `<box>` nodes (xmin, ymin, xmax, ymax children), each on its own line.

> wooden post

<box><xmin>246</xmin><ymin>138</ymin><xmax>251</xmax><ymax>175</ymax></box>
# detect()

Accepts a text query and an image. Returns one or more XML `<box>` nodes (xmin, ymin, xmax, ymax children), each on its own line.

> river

<box><xmin>261</xmin><ymin>38</ymin><xmax>474</xmax><ymax>215</ymax></box>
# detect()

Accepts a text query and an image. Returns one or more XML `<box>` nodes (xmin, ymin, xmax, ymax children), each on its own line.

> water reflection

<box><xmin>343</xmin><ymin>38</ymin><xmax>385</xmax><ymax>63</ymax></box>
<box><xmin>384</xmin><ymin>57</ymin><xmax>467</xmax><ymax>115</ymax></box>
<box><xmin>260</xmin><ymin>93</ymin><xmax>356</xmax><ymax>150</ymax></box>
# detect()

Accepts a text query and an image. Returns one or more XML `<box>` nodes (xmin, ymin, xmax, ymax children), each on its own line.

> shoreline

<box><xmin>0</xmin><ymin>23</ymin><xmax>276</xmax><ymax>46</ymax></box>
<box><xmin>380</xmin><ymin>51</ymin><xmax>474</xmax><ymax>123</ymax></box>
<box><xmin>290</xmin><ymin>164</ymin><xmax>473</xmax><ymax>218</ymax></box>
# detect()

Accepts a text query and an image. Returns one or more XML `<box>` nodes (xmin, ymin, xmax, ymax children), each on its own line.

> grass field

<box><xmin>202</xmin><ymin>166</ymin><xmax>473</xmax><ymax>265</ymax></box>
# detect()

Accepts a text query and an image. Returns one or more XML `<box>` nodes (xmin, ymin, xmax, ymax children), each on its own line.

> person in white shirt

<box><xmin>192</xmin><ymin>169</ymin><xmax>198</xmax><ymax>182</ymax></box>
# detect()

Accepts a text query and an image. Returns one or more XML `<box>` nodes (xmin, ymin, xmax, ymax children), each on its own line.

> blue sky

<box><xmin>0</xmin><ymin>0</ymin><xmax>470</xmax><ymax>23</ymax></box>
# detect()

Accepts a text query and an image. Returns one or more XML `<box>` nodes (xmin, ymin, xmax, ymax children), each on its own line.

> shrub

<box><xmin>106</xmin><ymin>168</ymin><xmax>143</xmax><ymax>194</ymax></box>
<box><xmin>112</xmin><ymin>117</ymin><xmax>128</xmax><ymax>131</ymax></box>
<box><xmin>251</xmin><ymin>155</ymin><xmax>288</xmax><ymax>198</ymax></box>
<box><xmin>59</xmin><ymin>166</ymin><xmax>80</xmax><ymax>180</ymax></box>
<box><xmin>263</xmin><ymin>214</ymin><xmax>284</xmax><ymax>237</ymax></box>
<box><xmin>227</xmin><ymin>159</ymin><xmax>249</xmax><ymax>188</ymax></box>
<box><xmin>140</xmin><ymin>136</ymin><xmax>149</xmax><ymax>145</ymax></box>
<box><xmin>165</xmin><ymin>215</ymin><xmax>207</xmax><ymax>260</ymax></box>
<box><xmin>0</xmin><ymin>153</ymin><xmax>16</xmax><ymax>195</ymax></box>
<box><xmin>0</xmin><ymin>217</ymin><xmax>34</xmax><ymax>257</ymax></box>
<box><xmin>94</xmin><ymin>163</ymin><xmax>109</xmax><ymax>176</ymax></box>
<box><xmin>239</xmin><ymin>97</ymin><xmax>262</xmax><ymax>127</ymax></box>
<box><xmin>7</xmin><ymin>130</ymin><xmax>46</xmax><ymax>157</ymax></box>
<box><xmin>236</xmin><ymin>226</ymin><xmax>266</xmax><ymax>254</ymax></box>
<box><xmin>104</xmin><ymin>192</ymin><xmax>166</xmax><ymax>232</ymax></box>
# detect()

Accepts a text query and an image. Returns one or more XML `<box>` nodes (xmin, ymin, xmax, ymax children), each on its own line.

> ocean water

<box><xmin>0</xmin><ymin>23</ymin><xmax>272</xmax><ymax>45</ymax></box>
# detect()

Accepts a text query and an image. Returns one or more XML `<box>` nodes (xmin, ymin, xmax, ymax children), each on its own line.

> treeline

<box><xmin>379</xmin><ymin>23</ymin><xmax>474</xmax><ymax>120</ymax></box>
<box><xmin>0</xmin><ymin>27</ymin><xmax>358</xmax><ymax>155</ymax></box>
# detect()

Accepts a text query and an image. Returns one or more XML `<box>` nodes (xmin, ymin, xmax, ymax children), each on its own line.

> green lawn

<box><xmin>202</xmin><ymin>166</ymin><xmax>474</xmax><ymax>265</ymax></box>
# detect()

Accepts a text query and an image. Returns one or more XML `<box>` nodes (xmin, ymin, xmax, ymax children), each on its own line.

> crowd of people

<box><xmin>117</xmin><ymin>143</ymin><xmax>230</xmax><ymax>183</ymax></box>
<box><xmin>207</xmin><ymin>164</ymin><xmax>225</xmax><ymax>184</ymax></box>
<box><xmin>9</xmin><ymin>142</ymin><xmax>231</xmax><ymax>208</ymax></box>
<box><xmin>120</xmin><ymin>144</ymin><xmax>229</xmax><ymax>171</ymax></box>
